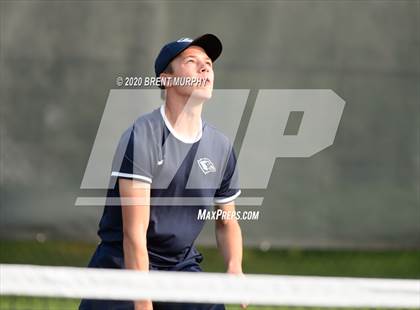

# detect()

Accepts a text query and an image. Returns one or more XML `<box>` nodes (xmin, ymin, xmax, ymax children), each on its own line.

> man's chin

<box><xmin>190</xmin><ymin>88</ymin><xmax>213</xmax><ymax>100</ymax></box>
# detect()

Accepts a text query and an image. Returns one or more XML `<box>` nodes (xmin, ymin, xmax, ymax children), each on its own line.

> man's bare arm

<box><xmin>119</xmin><ymin>178</ymin><xmax>152</xmax><ymax>310</ymax></box>
<box><xmin>214</xmin><ymin>202</ymin><xmax>243</xmax><ymax>274</ymax></box>
<box><xmin>215</xmin><ymin>201</ymin><xmax>247</xmax><ymax>308</ymax></box>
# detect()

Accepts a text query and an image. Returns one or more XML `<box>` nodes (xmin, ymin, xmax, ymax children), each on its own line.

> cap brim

<box><xmin>189</xmin><ymin>33</ymin><xmax>222</xmax><ymax>62</ymax></box>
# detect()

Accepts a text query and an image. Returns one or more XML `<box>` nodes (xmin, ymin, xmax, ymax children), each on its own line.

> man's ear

<box><xmin>159</xmin><ymin>72</ymin><xmax>173</xmax><ymax>88</ymax></box>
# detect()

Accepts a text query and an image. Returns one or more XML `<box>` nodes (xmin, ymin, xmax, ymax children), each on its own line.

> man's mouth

<box><xmin>188</xmin><ymin>76</ymin><xmax>211</xmax><ymax>87</ymax></box>
<box><xmin>202</xmin><ymin>77</ymin><xmax>211</xmax><ymax>87</ymax></box>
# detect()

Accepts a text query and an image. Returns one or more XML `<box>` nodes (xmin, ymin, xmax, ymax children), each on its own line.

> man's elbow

<box><xmin>216</xmin><ymin>217</ymin><xmax>239</xmax><ymax>230</ymax></box>
<box><xmin>123</xmin><ymin>230</ymin><xmax>147</xmax><ymax>248</ymax></box>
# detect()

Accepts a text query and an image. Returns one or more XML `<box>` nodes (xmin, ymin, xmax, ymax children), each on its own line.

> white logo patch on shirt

<box><xmin>197</xmin><ymin>158</ymin><xmax>216</xmax><ymax>175</ymax></box>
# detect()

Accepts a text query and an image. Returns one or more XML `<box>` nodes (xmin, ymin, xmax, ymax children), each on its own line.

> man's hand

<box><xmin>227</xmin><ymin>268</ymin><xmax>248</xmax><ymax>309</ymax></box>
<box><xmin>134</xmin><ymin>299</ymin><xmax>153</xmax><ymax>310</ymax></box>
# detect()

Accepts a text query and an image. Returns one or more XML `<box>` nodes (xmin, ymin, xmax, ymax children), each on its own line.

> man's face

<box><xmin>162</xmin><ymin>46</ymin><xmax>214</xmax><ymax>100</ymax></box>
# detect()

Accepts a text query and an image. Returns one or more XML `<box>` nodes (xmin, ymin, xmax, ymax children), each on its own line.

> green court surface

<box><xmin>1</xmin><ymin>240</ymin><xmax>419</xmax><ymax>310</ymax></box>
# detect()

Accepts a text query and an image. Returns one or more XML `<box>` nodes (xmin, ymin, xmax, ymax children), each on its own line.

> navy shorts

<box><xmin>79</xmin><ymin>242</ymin><xmax>225</xmax><ymax>310</ymax></box>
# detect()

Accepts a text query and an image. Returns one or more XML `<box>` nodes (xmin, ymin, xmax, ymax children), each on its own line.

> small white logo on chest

<box><xmin>197</xmin><ymin>158</ymin><xmax>216</xmax><ymax>175</ymax></box>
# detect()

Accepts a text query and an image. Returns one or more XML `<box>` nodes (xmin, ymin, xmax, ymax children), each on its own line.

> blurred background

<box><xmin>0</xmin><ymin>1</ymin><xmax>419</xmax><ymax>309</ymax></box>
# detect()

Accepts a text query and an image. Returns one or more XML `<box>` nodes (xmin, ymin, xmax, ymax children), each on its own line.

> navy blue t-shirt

<box><xmin>97</xmin><ymin>105</ymin><xmax>241</xmax><ymax>268</ymax></box>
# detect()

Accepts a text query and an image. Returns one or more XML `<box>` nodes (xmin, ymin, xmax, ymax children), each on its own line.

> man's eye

<box><xmin>187</xmin><ymin>59</ymin><xmax>194</xmax><ymax>63</ymax></box>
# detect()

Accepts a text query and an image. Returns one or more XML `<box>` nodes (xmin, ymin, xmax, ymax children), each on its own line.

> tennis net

<box><xmin>1</xmin><ymin>263</ymin><xmax>419</xmax><ymax>309</ymax></box>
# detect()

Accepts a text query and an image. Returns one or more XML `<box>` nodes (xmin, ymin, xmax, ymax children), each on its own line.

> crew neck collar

<box><xmin>160</xmin><ymin>105</ymin><xmax>203</xmax><ymax>144</ymax></box>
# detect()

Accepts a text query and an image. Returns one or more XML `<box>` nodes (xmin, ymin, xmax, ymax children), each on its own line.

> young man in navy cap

<box><xmin>79</xmin><ymin>34</ymin><xmax>245</xmax><ymax>310</ymax></box>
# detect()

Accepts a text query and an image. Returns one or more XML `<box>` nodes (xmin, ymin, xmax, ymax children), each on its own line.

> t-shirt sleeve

<box><xmin>110</xmin><ymin>125</ymin><xmax>155</xmax><ymax>184</ymax></box>
<box><xmin>214</xmin><ymin>147</ymin><xmax>241</xmax><ymax>204</ymax></box>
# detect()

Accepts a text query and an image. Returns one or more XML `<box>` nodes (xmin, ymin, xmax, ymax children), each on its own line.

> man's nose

<box><xmin>199</xmin><ymin>62</ymin><xmax>209</xmax><ymax>73</ymax></box>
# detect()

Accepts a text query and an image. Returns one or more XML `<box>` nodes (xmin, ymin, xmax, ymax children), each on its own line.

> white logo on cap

<box><xmin>177</xmin><ymin>38</ymin><xmax>193</xmax><ymax>43</ymax></box>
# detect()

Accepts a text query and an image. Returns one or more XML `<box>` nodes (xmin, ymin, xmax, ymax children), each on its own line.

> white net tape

<box><xmin>1</xmin><ymin>264</ymin><xmax>419</xmax><ymax>308</ymax></box>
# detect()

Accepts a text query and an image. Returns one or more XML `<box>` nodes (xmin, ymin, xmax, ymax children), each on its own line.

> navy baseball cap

<box><xmin>154</xmin><ymin>34</ymin><xmax>222</xmax><ymax>80</ymax></box>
